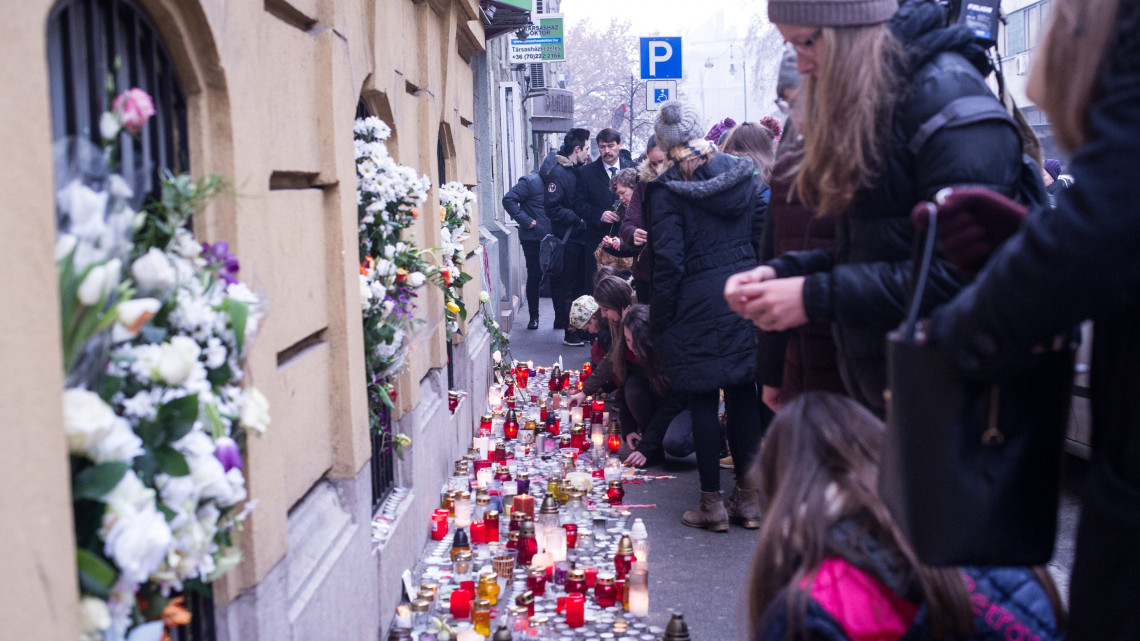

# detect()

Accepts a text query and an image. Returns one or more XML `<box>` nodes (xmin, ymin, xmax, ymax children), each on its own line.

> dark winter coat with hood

<box><xmin>539</xmin><ymin>151</ymin><xmax>589</xmax><ymax>244</ymax></box>
<box><xmin>646</xmin><ymin>153</ymin><xmax>760</xmax><ymax>393</ymax></box>
<box><xmin>928</xmin><ymin>2</ymin><xmax>1140</xmax><ymax>638</ymax></box>
<box><xmin>765</xmin><ymin>0</ymin><xmax>1036</xmax><ymax>415</ymax></box>
<box><xmin>502</xmin><ymin>172</ymin><xmax>550</xmax><ymax>242</ymax></box>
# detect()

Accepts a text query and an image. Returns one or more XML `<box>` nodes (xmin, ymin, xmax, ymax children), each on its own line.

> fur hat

<box><xmin>768</xmin><ymin>0</ymin><xmax>897</xmax><ymax>26</ymax></box>
<box><xmin>655</xmin><ymin>101</ymin><xmax>706</xmax><ymax>154</ymax></box>
<box><xmin>569</xmin><ymin>295</ymin><xmax>599</xmax><ymax>330</ymax></box>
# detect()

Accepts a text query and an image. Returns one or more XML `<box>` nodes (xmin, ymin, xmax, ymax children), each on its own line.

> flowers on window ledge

<box><xmin>433</xmin><ymin>181</ymin><xmax>476</xmax><ymax>339</ymax></box>
<box><xmin>57</xmin><ymin>88</ymin><xmax>266</xmax><ymax>641</ymax></box>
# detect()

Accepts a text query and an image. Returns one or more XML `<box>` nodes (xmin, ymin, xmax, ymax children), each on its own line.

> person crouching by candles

<box><xmin>569</xmin><ymin>276</ymin><xmax>634</xmax><ymax>428</ymax></box>
<box><xmin>748</xmin><ymin>393</ymin><xmax>1064</xmax><ymax>641</ymax></box>
<box><xmin>645</xmin><ymin>100</ymin><xmax>763</xmax><ymax>532</ymax></box>
<box><xmin>613</xmin><ymin>305</ymin><xmax>695</xmax><ymax>470</ymax></box>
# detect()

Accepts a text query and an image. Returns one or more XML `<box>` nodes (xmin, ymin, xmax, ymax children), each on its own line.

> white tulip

<box><xmin>131</xmin><ymin>248</ymin><xmax>176</xmax><ymax>293</ymax></box>
<box><xmin>62</xmin><ymin>388</ymin><xmax>120</xmax><ymax>455</ymax></box>
<box><xmin>77</xmin><ymin>264</ymin><xmax>108</xmax><ymax>306</ymax></box>
<box><xmin>55</xmin><ymin>233</ymin><xmax>77</xmax><ymax>261</ymax></box>
<box><xmin>239</xmin><ymin>387</ymin><xmax>270</xmax><ymax>435</ymax></box>
<box><xmin>360</xmin><ymin>275</ymin><xmax>373</xmax><ymax>311</ymax></box>
<box><xmin>479</xmin><ymin>291</ymin><xmax>490</xmax><ymax>304</ymax></box>
<box><xmin>408</xmin><ymin>271</ymin><xmax>426</xmax><ymax>288</ymax></box>
<box><xmin>116</xmin><ymin>298</ymin><xmax>161</xmax><ymax>335</ymax></box>
<box><xmin>157</xmin><ymin>336</ymin><xmax>201</xmax><ymax>386</ymax></box>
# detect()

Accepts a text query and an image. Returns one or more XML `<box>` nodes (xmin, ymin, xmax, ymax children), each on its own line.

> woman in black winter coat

<box><xmin>918</xmin><ymin>0</ymin><xmax>1140</xmax><ymax>637</ymax></box>
<box><xmin>646</xmin><ymin>100</ymin><xmax>762</xmax><ymax>532</ymax></box>
<box><xmin>725</xmin><ymin>0</ymin><xmax>1039</xmax><ymax>417</ymax></box>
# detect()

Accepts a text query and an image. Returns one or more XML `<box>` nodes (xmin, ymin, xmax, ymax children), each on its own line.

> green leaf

<box><xmin>154</xmin><ymin>445</ymin><xmax>190</xmax><ymax>476</ymax></box>
<box><xmin>204</xmin><ymin>402</ymin><xmax>227</xmax><ymax>439</ymax></box>
<box><xmin>135</xmin><ymin>419</ymin><xmax>161</xmax><ymax>448</ymax></box>
<box><xmin>157</xmin><ymin>502</ymin><xmax>178</xmax><ymax>522</ymax></box>
<box><xmin>158</xmin><ymin>394</ymin><xmax>199</xmax><ymax>444</ymax></box>
<box><xmin>95</xmin><ymin>373</ymin><xmax>125</xmax><ymax>404</ymax></box>
<box><xmin>77</xmin><ymin>548</ymin><xmax>116</xmax><ymax>598</ymax></box>
<box><xmin>207</xmin><ymin>362</ymin><xmax>233</xmax><ymax>387</ymax></box>
<box><xmin>73</xmin><ymin>463</ymin><xmax>129</xmax><ymax>501</ymax></box>
<box><xmin>225</xmin><ymin>299</ymin><xmax>249</xmax><ymax>356</ymax></box>
<box><xmin>134</xmin><ymin>450</ymin><xmax>159</xmax><ymax>486</ymax></box>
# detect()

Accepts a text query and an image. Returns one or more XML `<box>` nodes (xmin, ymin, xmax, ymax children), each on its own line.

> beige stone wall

<box><xmin>0</xmin><ymin>0</ymin><xmax>488</xmax><ymax>637</ymax></box>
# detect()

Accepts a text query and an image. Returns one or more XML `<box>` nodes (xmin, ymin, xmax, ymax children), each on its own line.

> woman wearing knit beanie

<box><xmin>725</xmin><ymin>0</ymin><xmax>1042</xmax><ymax>417</ymax></box>
<box><xmin>645</xmin><ymin>100</ymin><xmax>764</xmax><ymax>532</ymax></box>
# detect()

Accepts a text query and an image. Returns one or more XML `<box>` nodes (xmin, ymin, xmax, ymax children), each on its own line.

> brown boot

<box><xmin>726</xmin><ymin>485</ymin><xmax>762</xmax><ymax>529</ymax></box>
<box><xmin>682</xmin><ymin>491</ymin><xmax>729</xmax><ymax>532</ymax></box>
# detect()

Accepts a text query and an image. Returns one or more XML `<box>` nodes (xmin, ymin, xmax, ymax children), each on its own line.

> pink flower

<box><xmin>214</xmin><ymin>436</ymin><xmax>243</xmax><ymax>472</ymax></box>
<box><xmin>113</xmin><ymin>88</ymin><xmax>155</xmax><ymax>135</ymax></box>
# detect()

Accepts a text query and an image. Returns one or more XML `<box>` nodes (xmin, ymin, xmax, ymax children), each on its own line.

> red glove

<box><xmin>910</xmin><ymin>186</ymin><xmax>1028</xmax><ymax>273</ymax></box>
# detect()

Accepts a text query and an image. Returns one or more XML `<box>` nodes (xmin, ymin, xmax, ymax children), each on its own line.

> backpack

<box><xmin>539</xmin><ymin>228</ymin><xmax>573</xmax><ymax>275</ymax></box>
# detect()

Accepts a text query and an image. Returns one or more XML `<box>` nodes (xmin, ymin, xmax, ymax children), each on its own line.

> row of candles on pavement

<box><xmin>394</xmin><ymin>364</ymin><xmax>652</xmax><ymax>640</ymax></box>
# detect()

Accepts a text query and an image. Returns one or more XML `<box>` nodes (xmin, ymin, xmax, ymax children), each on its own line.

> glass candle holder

<box><xmin>431</xmin><ymin>509</ymin><xmax>449</xmax><ymax>541</ymax></box>
<box><xmin>473</xmin><ymin>599</ymin><xmax>492</xmax><ymax>636</ymax></box>
<box><xmin>477</xmin><ymin>571</ymin><xmax>500</xmax><ymax>606</ymax></box>
<box><xmin>493</xmin><ymin>549</ymin><xmax>518</xmax><ymax>581</ymax></box>
<box><xmin>565</xmin><ymin>593</ymin><xmax>585</xmax><ymax>628</ymax></box>
<box><xmin>527</xmin><ymin>567</ymin><xmax>548</xmax><ymax>597</ymax></box>
<box><xmin>627</xmin><ymin>562</ymin><xmax>649</xmax><ymax>617</ymax></box>
<box><xmin>595</xmin><ymin>574</ymin><xmax>618</xmax><ymax>608</ymax></box>
<box><xmin>565</xmin><ymin>569</ymin><xmax>587</xmax><ymax>596</ymax></box>
<box><xmin>449</xmin><ymin>588</ymin><xmax>473</xmax><ymax>619</ymax></box>
<box><xmin>605</xmin><ymin>481</ymin><xmax>625</xmax><ymax>506</ymax></box>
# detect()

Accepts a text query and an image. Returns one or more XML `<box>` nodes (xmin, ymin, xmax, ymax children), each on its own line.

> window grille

<box><xmin>47</xmin><ymin>0</ymin><xmax>189</xmax><ymax>205</ymax></box>
<box><xmin>371</xmin><ymin>401</ymin><xmax>396</xmax><ymax>509</ymax></box>
<box><xmin>169</xmin><ymin>587</ymin><xmax>216</xmax><ymax>641</ymax></box>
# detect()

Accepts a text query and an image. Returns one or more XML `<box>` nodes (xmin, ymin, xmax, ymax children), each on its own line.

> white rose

<box><xmin>116</xmin><ymin>297</ymin><xmax>161</xmax><ymax>336</ymax></box>
<box><xmin>99</xmin><ymin>112</ymin><xmax>122</xmax><ymax>141</ymax></box>
<box><xmin>171</xmin><ymin>229</ymin><xmax>203</xmax><ymax>261</ymax></box>
<box><xmin>89</xmin><ymin>420</ymin><xmax>144</xmax><ymax>464</ymax></box>
<box><xmin>78</xmin><ymin>596</ymin><xmax>112</xmax><ymax>640</ymax></box>
<box><xmin>131</xmin><ymin>248</ymin><xmax>176</xmax><ymax>293</ymax></box>
<box><xmin>240</xmin><ymin>387</ymin><xmax>270</xmax><ymax>434</ymax></box>
<box><xmin>107</xmin><ymin>174</ymin><xmax>134</xmax><ymax>201</ymax></box>
<box><xmin>57</xmin><ymin>179</ymin><xmax>110</xmax><ymax>240</ymax></box>
<box><xmin>408</xmin><ymin>271</ymin><xmax>426</xmax><ymax>288</ymax></box>
<box><xmin>158</xmin><ymin>336</ymin><xmax>201</xmax><ymax>386</ymax></box>
<box><xmin>492</xmin><ymin>350</ymin><xmax>502</xmax><ymax>363</ymax></box>
<box><xmin>62</xmin><ymin>389</ymin><xmax>120</xmax><ymax>455</ymax></box>
<box><xmin>360</xmin><ymin>275</ymin><xmax>373</xmax><ymax>310</ymax></box>
<box><xmin>101</xmin><ymin>471</ymin><xmax>156</xmax><ymax>522</ymax></box>
<box><xmin>103</xmin><ymin>504</ymin><xmax>173</xmax><ymax>584</ymax></box>
<box><xmin>478</xmin><ymin>291</ymin><xmax>490</xmax><ymax>304</ymax></box>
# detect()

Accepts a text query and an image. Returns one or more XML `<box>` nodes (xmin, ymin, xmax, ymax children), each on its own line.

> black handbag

<box><xmin>539</xmin><ymin>227</ymin><xmax>572</xmax><ymax>275</ymax></box>
<box><xmin>879</xmin><ymin>208</ymin><xmax>1074</xmax><ymax>566</ymax></box>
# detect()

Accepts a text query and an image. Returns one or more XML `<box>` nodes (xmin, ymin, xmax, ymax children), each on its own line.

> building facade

<box><xmin>0</xmin><ymin>0</ymin><xmax>523</xmax><ymax>638</ymax></box>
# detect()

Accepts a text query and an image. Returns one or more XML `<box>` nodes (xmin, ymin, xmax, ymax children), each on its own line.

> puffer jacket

<box><xmin>619</xmin><ymin>159</ymin><xmax>662</xmax><ymax>283</ymax></box>
<box><xmin>765</xmin><ymin>0</ymin><xmax>1034</xmax><ymax>415</ymax></box>
<box><xmin>502</xmin><ymin>172</ymin><xmax>550</xmax><ymax>242</ymax></box>
<box><xmin>754</xmin><ymin>560</ymin><xmax>1062</xmax><ymax>641</ymax></box>
<box><xmin>539</xmin><ymin>151</ymin><xmax>588</xmax><ymax>244</ymax></box>
<box><xmin>646</xmin><ymin>153</ymin><xmax>760</xmax><ymax>393</ymax></box>
<box><xmin>928</xmin><ymin>2</ymin><xmax>1140</xmax><ymax>638</ymax></box>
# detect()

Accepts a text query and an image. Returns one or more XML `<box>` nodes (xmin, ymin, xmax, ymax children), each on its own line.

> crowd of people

<box><xmin>501</xmin><ymin>0</ymin><xmax>1138</xmax><ymax>638</ymax></box>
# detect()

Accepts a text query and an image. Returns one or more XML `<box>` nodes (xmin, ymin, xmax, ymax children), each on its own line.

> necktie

<box><xmin>608</xmin><ymin>167</ymin><xmax>617</xmax><ymax>177</ymax></box>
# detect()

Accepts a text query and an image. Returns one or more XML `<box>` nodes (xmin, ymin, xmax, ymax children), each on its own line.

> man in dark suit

<box><xmin>564</xmin><ymin>128</ymin><xmax>635</xmax><ymax>342</ymax></box>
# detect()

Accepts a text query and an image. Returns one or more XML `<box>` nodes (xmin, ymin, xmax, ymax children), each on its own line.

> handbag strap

<box><xmin>902</xmin><ymin>208</ymin><xmax>939</xmax><ymax>342</ymax></box>
<box><xmin>562</xmin><ymin>227</ymin><xmax>573</xmax><ymax>244</ymax></box>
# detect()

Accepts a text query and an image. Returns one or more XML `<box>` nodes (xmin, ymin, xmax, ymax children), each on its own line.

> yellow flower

<box><xmin>446</xmin><ymin>301</ymin><xmax>460</xmax><ymax>315</ymax></box>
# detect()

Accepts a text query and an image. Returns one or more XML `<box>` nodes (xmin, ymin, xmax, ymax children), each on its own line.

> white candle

<box><xmin>475</xmin><ymin>468</ymin><xmax>492</xmax><ymax>489</ymax></box>
<box><xmin>570</xmin><ymin>406</ymin><xmax>584</xmax><ymax>424</ymax></box>
<box><xmin>547</xmin><ymin>527</ymin><xmax>567</xmax><ymax>562</ymax></box>
<box><xmin>456</xmin><ymin>626</ymin><xmax>482</xmax><ymax>641</ymax></box>
<box><xmin>487</xmin><ymin>385</ymin><xmax>504</xmax><ymax>413</ymax></box>
<box><xmin>628</xmin><ymin>562</ymin><xmax>649</xmax><ymax>617</ymax></box>
<box><xmin>395</xmin><ymin>604</ymin><xmax>412</xmax><ymax>629</ymax></box>
<box><xmin>530</xmin><ymin>552</ymin><xmax>553</xmax><ymax>570</ymax></box>
<box><xmin>473</xmin><ymin>436</ymin><xmax>490</xmax><ymax>460</ymax></box>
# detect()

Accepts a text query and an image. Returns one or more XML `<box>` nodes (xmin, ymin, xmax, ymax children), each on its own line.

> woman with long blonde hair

<box><xmin>724</xmin><ymin>0</ymin><xmax>1041</xmax><ymax>417</ymax></box>
<box><xmin>910</xmin><ymin>0</ymin><xmax>1140</xmax><ymax>637</ymax></box>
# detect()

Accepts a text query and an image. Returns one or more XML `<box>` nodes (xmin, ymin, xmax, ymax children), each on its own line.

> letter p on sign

<box><xmin>640</xmin><ymin>37</ymin><xmax>682</xmax><ymax>79</ymax></box>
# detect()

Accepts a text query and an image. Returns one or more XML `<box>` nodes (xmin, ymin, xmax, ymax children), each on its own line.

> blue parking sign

<box><xmin>640</xmin><ymin>37</ymin><xmax>682</xmax><ymax>79</ymax></box>
<box><xmin>655</xmin><ymin>88</ymin><xmax>670</xmax><ymax>103</ymax></box>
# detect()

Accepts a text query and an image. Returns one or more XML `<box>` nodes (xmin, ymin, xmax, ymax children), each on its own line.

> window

<box><xmin>1006</xmin><ymin>9</ymin><xmax>1026</xmax><ymax>56</ymax></box>
<box><xmin>371</xmin><ymin>402</ymin><xmax>396</xmax><ymax>509</ymax></box>
<box><xmin>170</xmin><ymin>588</ymin><xmax>216</xmax><ymax>641</ymax></box>
<box><xmin>47</xmin><ymin>0</ymin><xmax>189</xmax><ymax>204</ymax></box>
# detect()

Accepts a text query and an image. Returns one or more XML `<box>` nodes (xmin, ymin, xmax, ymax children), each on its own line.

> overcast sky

<box><xmin>561</xmin><ymin>0</ymin><xmax>764</xmax><ymax>36</ymax></box>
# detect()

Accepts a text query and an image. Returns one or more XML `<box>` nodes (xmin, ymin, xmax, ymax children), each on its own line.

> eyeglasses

<box><xmin>774</xmin><ymin>98</ymin><xmax>790</xmax><ymax>115</ymax></box>
<box><xmin>785</xmin><ymin>28</ymin><xmax>823</xmax><ymax>55</ymax></box>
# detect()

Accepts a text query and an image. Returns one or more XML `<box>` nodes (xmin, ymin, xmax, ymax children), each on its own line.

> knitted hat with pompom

<box><xmin>654</xmin><ymin>101</ymin><xmax>706</xmax><ymax>154</ymax></box>
<box><xmin>768</xmin><ymin>0</ymin><xmax>897</xmax><ymax>26</ymax></box>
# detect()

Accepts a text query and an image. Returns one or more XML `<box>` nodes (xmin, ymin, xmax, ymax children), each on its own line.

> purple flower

<box><xmin>202</xmin><ymin>241</ymin><xmax>241</xmax><ymax>285</ymax></box>
<box><xmin>214</xmin><ymin>436</ymin><xmax>243</xmax><ymax>472</ymax></box>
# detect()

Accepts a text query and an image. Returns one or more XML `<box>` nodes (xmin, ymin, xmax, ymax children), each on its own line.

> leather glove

<box><xmin>911</xmin><ymin>186</ymin><xmax>1028</xmax><ymax>274</ymax></box>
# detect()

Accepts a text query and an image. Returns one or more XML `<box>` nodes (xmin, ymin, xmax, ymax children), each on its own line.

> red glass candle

<box><xmin>569</xmin><ymin>429</ymin><xmax>587</xmax><ymax>453</ymax></box>
<box><xmin>484</xmin><ymin>511</ymin><xmax>500</xmax><ymax>542</ymax></box>
<box><xmin>506</xmin><ymin>531</ymin><xmax>519</xmax><ymax>550</ymax></box>
<box><xmin>565</xmin><ymin>593</ymin><xmax>585</xmax><ymax>628</ymax></box>
<box><xmin>565</xmin><ymin>570</ymin><xmax>587</xmax><ymax>595</ymax></box>
<box><xmin>506</xmin><ymin>396</ymin><xmax>516</xmax><ymax>409</ymax></box>
<box><xmin>614</xmin><ymin>551</ymin><xmax>635</xmax><ymax>580</ymax></box>
<box><xmin>515</xmin><ymin>367</ymin><xmax>529</xmax><ymax>389</ymax></box>
<box><xmin>582</xmin><ymin>362</ymin><xmax>592</xmax><ymax>379</ymax></box>
<box><xmin>504</xmin><ymin>410</ymin><xmax>519</xmax><ymax>440</ymax></box>
<box><xmin>561</xmin><ymin>371</ymin><xmax>571</xmax><ymax>390</ymax></box>
<box><xmin>584</xmin><ymin>567</ymin><xmax>598</xmax><ymax>588</ymax></box>
<box><xmin>606</xmin><ymin>480</ymin><xmax>625</xmax><ymax>506</ymax></box>
<box><xmin>563</xmin><ymin>523</ymin><xmax>578</xmax><ymax>549</ymax></box>
<box><xmin>474</xmin><ymin>459</ymin><xmax>493</xmax><ymax>475</ymax></box>
<box><xmin>539</xmin><ymin>404</ymin><xmax>548</xmax><ymax>423</ymax></box>
<box><xmin>506</xmin><ymin>382</ymin><xmax>515</xmax><ymax>398</ymax></box>
<box><xmin>545</xmin><ymin>414</ymin><xmax>560</xmax><ymax>437</ymax></box>
<box><xmin>479</xmin><ymin>415</ymin><xmax>493</xmax><ymax>435</ymax></box>
<box><xmin>595</xmin><ymin>575</ymin><xmax>618</xmax><ymax>608</ymax></box>
<box><xmin>590</xmin><ymin>399</ymin><xmax>605</xmax><ymax>425</ymax></box>
<box><xmin>449</xmin><ymin>588</ymin><xmax>473</xmax><ymax>619</ymax></box>
<box><xmin>517</xmin><ymin>530</ymin><xmax>538</xmax><ymax>566</ymax></box>
<box><xmin>555</xmin><ymin>596</ymin><xmax>567</xmax><ymax>615</ymax></box>
<box><xmin>431</xmin><ymin>509</ymin><xmax>449</xmax><ymax>541</ymax></box>
<box><xmin>494</xmin><ymin>442</ymin><xmax>508</xmax><ymax>464</ymax></box>
<box><xmin>606</xmin><ymin>430</ymin><xmax>622</xmax><ymax>454</ymax></box>
<box><xmin>449</xmin><ymin>392</ymin><xmax>460</xmax><ymax>413</ymax></box>
<box><xmin>495</xmin><ymin>465</ymin><xmax>513</xmax><ymax>482</ymax></box>
<box><xmin>470</xmin><ymin>520</ymin><xmax>486</xmax><ymax>544</ymax></box>
<box><xmin>526</xmin><ymin>568</ymin><xmax>548</xmax><ymax>597</ymax></box>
